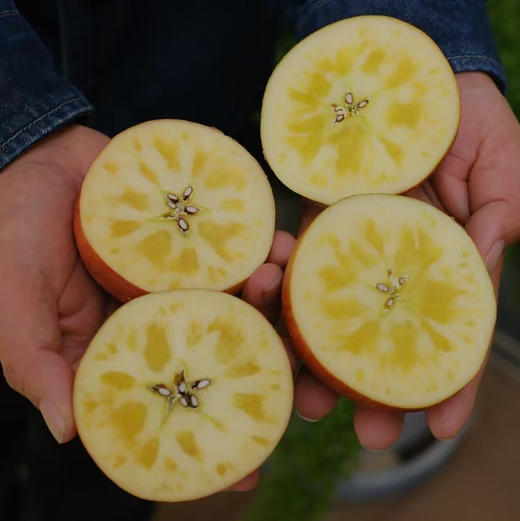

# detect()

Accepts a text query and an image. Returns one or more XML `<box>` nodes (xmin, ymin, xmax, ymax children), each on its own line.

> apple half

<box><xmin>73</xmin><ymin>290</ymin><xmax>293</xmax><ymax>501</ymax></box>
<box><xmin>283</xmin><ymin>195</ymin><xmax>496</xmax><ymax>410</ymax></box>
<box><xmin>74</xmin><ymin>120</ymin><xmax>275</xmax><ymax>301</ymax></box>
<box><xmin>261</xmin><ymin>16</ymin><xmax>461</xmax><ymax>205</ymax></box>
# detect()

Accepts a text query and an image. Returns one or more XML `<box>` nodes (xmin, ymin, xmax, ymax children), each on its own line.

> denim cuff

<box><xmin>292</xmin><ymin>0</ymin><xmax>506</xmax><ymax>93</ymax></box>
<box><xmin>0</xmin><ymin>4</ymin><xmax>92</xmax><ymax>171</ymax></box>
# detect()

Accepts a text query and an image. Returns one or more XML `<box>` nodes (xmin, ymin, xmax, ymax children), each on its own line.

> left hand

<box><xmin>293</xmin><ymin>71</ymin><xmax>520</xmax><ymax>449</ymax></box>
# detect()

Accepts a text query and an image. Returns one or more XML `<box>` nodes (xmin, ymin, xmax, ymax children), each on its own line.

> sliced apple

<box><xmin>74</xmin><ymin>120</ymin><xmax>275</xmax><ymax>301</ymax></box>
<box><xmin>73</xmin><ymin>290</ymin><xmax>293</xmax><ymax>501</ymax></box>
<box><xmin>261</xmin><ymin>16</ymin><xmax>460</xmax><ymax>205</ymax></box>
<box><xmin>283</xmin><ymin>195</ymin><xmax>496</xmax><ymax>409</ymax></box>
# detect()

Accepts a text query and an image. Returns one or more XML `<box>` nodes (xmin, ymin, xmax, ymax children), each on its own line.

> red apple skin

<box><xmin>282</xmin><ymin>231</ymin><xmax>423</xmax><ymax>412</ymax></box>
<box><xmin>73</xmin><ymin>201</ymin><xmax>147</xmax><ymax>302</ymax></box>
<box><xmin>73</xmin><ymin>201</ymin><xmax>251</xmax><ymax>302</ymax></box>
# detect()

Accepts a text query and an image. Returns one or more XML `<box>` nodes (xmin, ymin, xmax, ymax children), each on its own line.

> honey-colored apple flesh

<box><xmin>76</xmin><ymin>120</ymin><xmax>275</xmax><ymax>300</ymax></box>
<box><xmin>261</xmin><ymin>16</ymin><xmax>460</xmax><ymax>205</ymax></box>
<box><xmin>283</xmin><ymin>195</ymin><xmax>496</xmax><ymax>410</ymax></box>
<box><xmin>74</xmin><ymin>290</ymin><xmax>293</xmax><ymax>501</ymax></box>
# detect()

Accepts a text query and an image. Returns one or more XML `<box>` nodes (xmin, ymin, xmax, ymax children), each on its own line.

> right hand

<box><xmin>0</xmin><ymin>124</ymin><xmax>111</xmax><ymax>443</ymax></box>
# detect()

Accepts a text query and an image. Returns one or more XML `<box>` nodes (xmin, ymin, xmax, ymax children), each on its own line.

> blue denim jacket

<box><xmin>0</xmin><ymin>0</ymin><xmax>505</xmax><ymax>170</ymax></box>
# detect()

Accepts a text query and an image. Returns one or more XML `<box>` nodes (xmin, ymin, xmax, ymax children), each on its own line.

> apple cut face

<box><xmin>75</xmin><ymin>120</ymin><xmax>275</xmax><ymax>301</ymax></box>
<box><xmin>261</xmin><ymin>16</ymin><xmax>460</xmax><ymax>205</ymax></box>
<box><xmin>283</xmin><ymin>195</ymin><xmax>496</xmax><ymax>409</ymax></box>
<box><xmin>73</xmin><ymin>290</ymin><xmax>293</xmax><ymax>501</ymax></box>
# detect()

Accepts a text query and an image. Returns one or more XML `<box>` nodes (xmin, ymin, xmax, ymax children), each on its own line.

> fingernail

<box><xmin>262</xmin><ymin>275</ymin><xmax>283</xmax><ymax>299</ymax></box>
<box><xmin>40</xmin><ymin>399</ymin><xmax>66</xmax><ymax>444</ymax></box>
<box><xmin>296</xmin><ymin>410</ymin><xmax>321</xmax><ymax>423</ymax></box>
<box><xmin>485</xmin><ymin>240</ymin><xmax>504</xmax><ymax>272</ymax></box>
<box><xmin>432</xmin><ymin>434</ymin><xmax>453</xmax><ymax>442</ymax></box>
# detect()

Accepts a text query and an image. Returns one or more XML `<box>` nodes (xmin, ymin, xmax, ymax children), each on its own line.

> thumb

<box><xmin>465</xmin><ymin>200</ymin><xmax>508</xmax><ymax>278</ymax></box>
<box><xmin>241</xmin><ymin>263</ymin><xmax>283</xmax><ymax>324</ymax></box>
<box><xmin>0</xmin><ymin>275</ymin><xmax>75</xmax><ymax>443</ymax></box>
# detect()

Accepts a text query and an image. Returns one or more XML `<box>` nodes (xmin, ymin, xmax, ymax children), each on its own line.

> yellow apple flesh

<box><xmin>75</xmin><ymin>120</ymin><xmax>275</xmax><ymax>301</ymax></box>
<box><xmin>283</xmin><ymin>195</ymin><xmax>496</xmax><ymax>409</ymax></box>
<box><xmin>262</xmin><ymin>16</ymin><xmax>460</xmax><ymax>205</ymax></box>
<box><xmin>74</xmin><ymin>290</ymin><xmax>293</xmax><ymax>501</ymax></box>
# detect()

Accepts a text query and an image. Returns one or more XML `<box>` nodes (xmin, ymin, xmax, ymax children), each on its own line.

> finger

<box><xmin>225</xmin><ymin>471</ymin><xmax>259</xmax><ymax>492</ymax></box>
<box><xmin>294</xmin><ymin>368</ymin><xmax>339</xmax><ymax>421</ymax></box>
<box><xmin>0</xmin><ymin>271</ymin><xmax>75</xmax><ymax>444</ymax></box>
<box><xmin>354</xmin><ymin>407</ymin><xmax>405</xmax><ymax>450</ymax></box>
<box><xmin>426</xmin><ymin>369</ymin><xmax>483</xmax><ymax>440</ymax></box>
<box><xmin>465</xmin><ymin>201</ymin><xmax>508</xmax><ymax>274</ymax></box>
<box><xmin>266</xmin><ymin>230</ymin><xmax>296</xmax><ymax>268</ymax></box>
<box><xmin>59</xmin><ymin>260</ymin><xmax>108</xmax><ymax>369</ymax></box>
<box><xmin>405</xmin><ymin>182</ymin><xmax>448</xmax><ymax>214</ymax></box>
<box><xmin>241</xmin><ymin>263</ymin><xmax>283</xmax><ymax>323</ymax></box>
<box><xmin>431</xmin><ymin>162</ymin><xmax>471</xmax><ymax>223</ymax></box>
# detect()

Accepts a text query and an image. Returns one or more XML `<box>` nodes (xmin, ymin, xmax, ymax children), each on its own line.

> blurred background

<box><xmin>1</xmin><ymin>1</ymin><xmax>519</xmax><ymax>520</ymax></box>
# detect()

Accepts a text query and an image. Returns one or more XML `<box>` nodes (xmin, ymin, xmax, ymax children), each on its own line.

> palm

<box><xmin>0</xmin><ymin>125</ymin><xmax>110</xmax><ymax>442</ymax></box>
<box><xmin>29</xmin><ymin>165</ymin><xmax>109</xmax><ymax>349</ymax></box>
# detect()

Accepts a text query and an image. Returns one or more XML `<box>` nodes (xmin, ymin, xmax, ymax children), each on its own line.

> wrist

<box><xmin>3</xmin><ymin>124</ymin><xmax>109</xmax><ymax>187</ymax></box>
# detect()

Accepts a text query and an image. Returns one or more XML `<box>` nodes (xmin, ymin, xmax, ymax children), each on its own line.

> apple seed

<box><xmin>149</xmin><ymin>369</ymin><xmax>211</xmax><ymax>416</ymax></box>
<box><xmin>331</xmin><ymin>90</ymin><xmax>370</xmax><ymax>124</ymax></box>
<box><xmin>150</xmin><ymin>383</ymin><xmax>172</xmax><ymax>397</ymax></box>
<box><xmin>183</xmin><ymin>185</ymin><xmax>193</xmax><ymax>200</ymax></box>
<box><xmin>178</xmin><ymin>218</ymin><xmax>189</xmax><ymax>232</ymax></box>
<box><xmin>192</xmin><ymin>378</ymin><xmax>211</xmax><ymax>390</ymax></box>
<box><xmin>184</xmin><ymin>206</ymin><xmax>199</xmax><ymax>215</ymax></box>
<box><xmin>167</xmin><ymin>192</ymin><xmax>179</xmax><ymax>204</ymax></box>
<box><xmin>376</xmin><ymin>283</ymin><xmax>390</xmax><ymax>293</ymax></box>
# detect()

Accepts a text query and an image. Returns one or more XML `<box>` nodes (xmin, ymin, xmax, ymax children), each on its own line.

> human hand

<box><xmin>292</xmin><ymin>72</ymin><xmax>520</xmax><ymax>449</ymax></box>
<box><xmin>0</xmin><ymin>125</ymin><xmax>111</xmax><ymax>444</ymax></box>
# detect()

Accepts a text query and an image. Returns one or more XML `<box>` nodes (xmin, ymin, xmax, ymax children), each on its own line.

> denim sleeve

<box><xmin>0</xmin><ymin>1</ymin><xmax>92</xmax><ymax>170</ymax></box>
<box><xmin>292</xmin><ymin>0</ymin><xmax>506</xmax><ymax>93</ymax></box>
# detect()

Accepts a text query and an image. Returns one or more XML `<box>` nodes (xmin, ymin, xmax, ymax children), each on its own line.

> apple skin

<box><xmin>73</xmin><ymin>201</ymin><xmax>250</xmax><ymax>302</ymax></box>
<box><xmin>282</xmin><ymin>229</ymin><xmax>419</xmax><ymax>412</ymax></box>
<box><xmin>73</xmin><ymin>201</ymin><xmax>146</xmax><ymax>302</ymax></box>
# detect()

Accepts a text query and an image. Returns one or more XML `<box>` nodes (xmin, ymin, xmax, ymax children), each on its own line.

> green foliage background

<box><xmin>488</xmin><ymin>0</ymin><xmax>520</xmax><ymax>116</ymax></box>
<box><xmin>488</xmin><ymin>0</ymin><xmax>520</xmax><ymax>265</ymax></box>
<box><xmin>242</xmin><ymin>399</ymin><xmax>360</xmax><ymax>521</ymax></box>
<box><xmin>243</xmin><ymin>4</ymin><xmax>520</xmax><ymax>521</ymax></box>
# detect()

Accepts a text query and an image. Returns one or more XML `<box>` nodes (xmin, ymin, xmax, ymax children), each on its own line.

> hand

<box><xmin>292</xmin><ymin>72</ymin><xmax>520</xmax><ymax>449</ymax></box>
<box><xmin>0</xmin><ymin>125</ymin><xmax>111</xmax><ymax>444</ymax></box>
